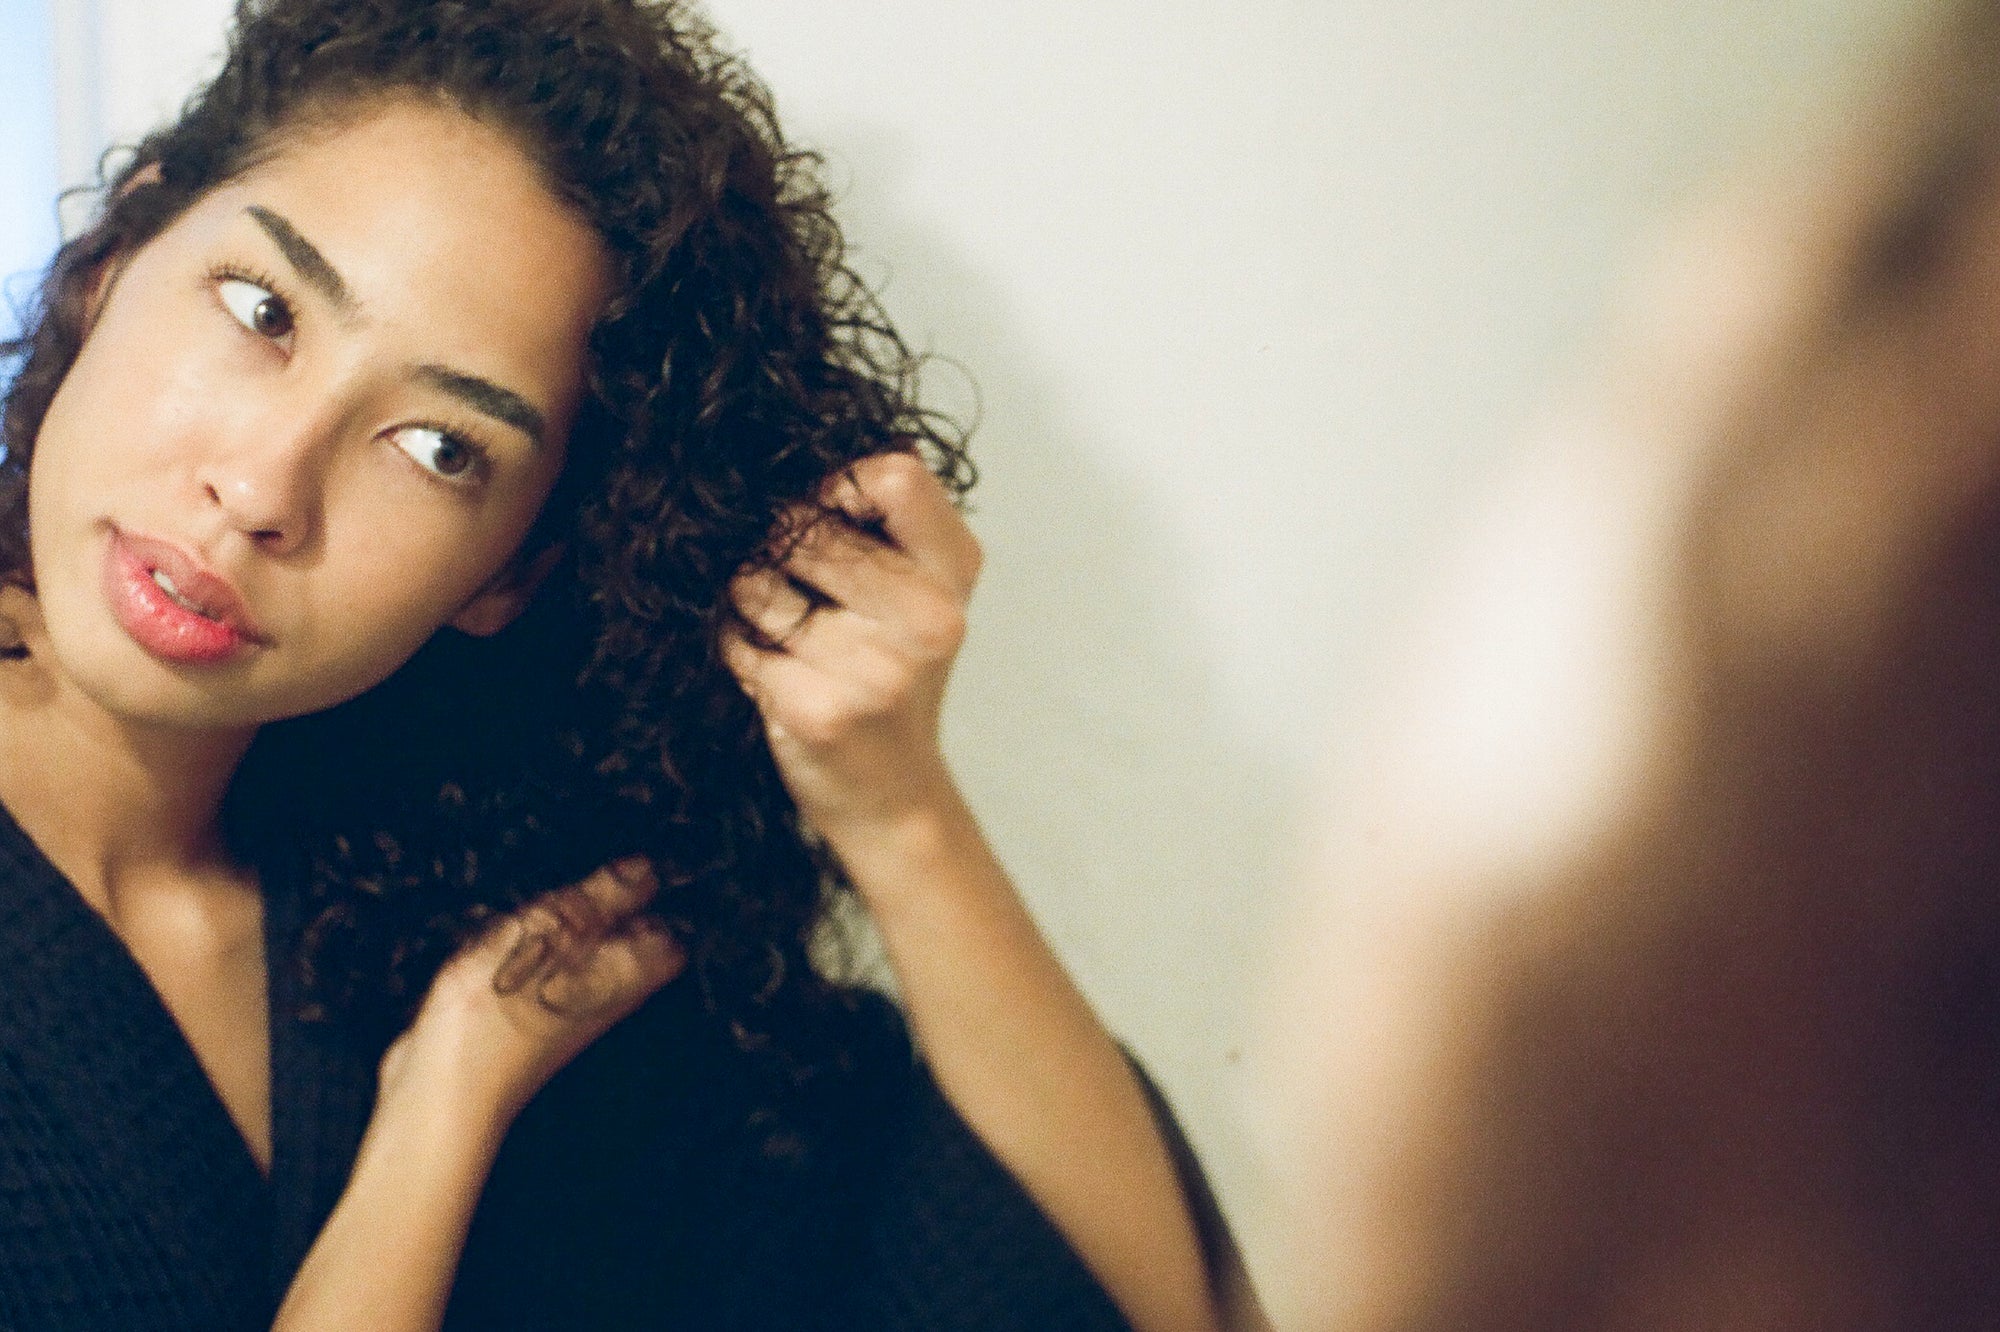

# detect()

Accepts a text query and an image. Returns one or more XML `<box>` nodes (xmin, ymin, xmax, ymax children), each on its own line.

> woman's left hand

<box><xmin>722</xmin><ymin>451</ymin><xmax>981</xmax><ymax>844</ymax></box>
<box><xmin>725</xmin><ymin>453</ymin><xmax>1221</xmax><ymax>1332</ymax></box>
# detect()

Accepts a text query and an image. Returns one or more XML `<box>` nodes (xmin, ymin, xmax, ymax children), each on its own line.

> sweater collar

<box><xmin>0</xmin><ymin>799</ymin><xmax>274</xmax><ymax>1314</ymax></box>
<box><xmin>0</xmin><ymin>801</ymin><xmax>378</xmax><ymax>1311</ymax></box>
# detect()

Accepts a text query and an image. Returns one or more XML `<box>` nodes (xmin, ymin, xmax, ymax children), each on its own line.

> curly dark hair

<box><xmin>0</xmin><ymin>0</ymin><xmax>971</xmax><ymax>1150</ymax></box>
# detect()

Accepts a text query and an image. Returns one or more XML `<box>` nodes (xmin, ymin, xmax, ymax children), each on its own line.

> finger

<box><xmin>498</xmin><ymin>856</ymin><xmax>660</xmax><ymax>988</ymax></box>
<box><xmin>761</xmin><ymin>601</ymin><xmax>927</xmax><ymax>701</ymax></box>
<box><xmin>492</xmin><ymin>918</ymin><xmax>556</xmax><ymax>997</ymax></box>
<box><xmin>731</xmin><ymin>566</ymin><xmax>816</xmax><ymax>648</ymax></box>
<box><xmin>537</xmin><ymin>917</ymin><xmax>686</xmax><ymax>1020</ymax></box>
<box><xmin>721</xmin><ymin>624</ymin><xmax>770</xmax><ymax>698</ymax></box>
<box><xmin>773</xmin><ymin>560</ymin><xmax>967</xmax><ymax>680</ymax></box>
<box><xmin>563</xmin><ymin>855</ymin><xmax>660</xmax><ymax>927</ymax></box>
<box><xmin>773</xmin><ymin>519</ymin><xmax>916</xmax><ymax>620</ymax></box>
<box><xmin>826</xmin><ymin>454</ymin><xmax>981</xmax><ymax>597</ymax></box>
<box><xmin>723</xmin><ymin>635</ymin><xmax>911</xmax><ymax>747</ymax></box>
<box><xmin>494</xmin><ymin>860</ymin><xmax>672</xmax><ymax>1002</ymax></box>
<box><xmin>491</xmin><ymin>905</ymin><xmax>601</xmax><ymax>998</ymax></box>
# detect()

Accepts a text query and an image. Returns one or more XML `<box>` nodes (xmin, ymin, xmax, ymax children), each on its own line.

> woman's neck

<box><xmin>0</xmin><ymin>595</ymin><xmax>256</xmax><ymax>913</ymax></box>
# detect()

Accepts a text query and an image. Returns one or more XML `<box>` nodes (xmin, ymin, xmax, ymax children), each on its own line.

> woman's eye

<box><xmin>391</xmin><ymin>425</ymin><xmax>483</xmax><ymax>483</ymax></box>
<box><xmin>218</xmin><ymin>277</ymin><xmax>294</xmax><ymax>341</ymax></box>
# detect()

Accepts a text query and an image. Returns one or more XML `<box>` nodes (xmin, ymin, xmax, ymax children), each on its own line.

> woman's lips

<box><xmin>102</xmin><ymin>529</ymin><xmax>267</xmax><ymax>665</ymax></box>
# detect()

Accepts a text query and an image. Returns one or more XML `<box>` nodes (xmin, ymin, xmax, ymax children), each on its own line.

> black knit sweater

<box><xmin>0</xmin><ymin>802</ymin><xmax>1179</xmax><ymax>1331</ymax></box>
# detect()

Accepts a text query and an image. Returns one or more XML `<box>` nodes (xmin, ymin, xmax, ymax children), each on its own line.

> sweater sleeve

<box><xmin>828</xmin><ymin>1002</ymin><xmax>1248</xmax><ymax>1331</ymax></box>
<box><xmin>831</xmin><ymin>1052</ymin><xmax>1135</xmax><ymax>1332</ymax></box>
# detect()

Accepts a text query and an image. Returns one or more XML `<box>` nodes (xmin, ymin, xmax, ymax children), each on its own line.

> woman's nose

<box><xmin>197</xmin><ymin>425</ymin><xmax>326</xmax><ymax>556</ymax></box>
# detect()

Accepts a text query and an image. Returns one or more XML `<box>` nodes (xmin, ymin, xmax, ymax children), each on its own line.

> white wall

<box><xmin>52</xmin><ymin>0</ymin><xmax>235</xmax><ymax>190</ymax></box>
<box><xmin>0</xmin><ymin>0</ymin><xmax>59</xmax><ymax>336</ymax></box>
<box><xmin>53</xmin><ymin>0</ymin><xmax>1925</xmax><ymax>1307</ymax></box>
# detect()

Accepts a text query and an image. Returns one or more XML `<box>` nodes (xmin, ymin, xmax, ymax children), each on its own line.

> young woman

<box><xmin>0</xmin><ymin>1</ymin><xmax>1231</xmax><ymax>1328</ymax></box>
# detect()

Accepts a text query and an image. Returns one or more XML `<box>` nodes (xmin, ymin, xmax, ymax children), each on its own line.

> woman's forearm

<box><xmin>271</xmin><ymin>1086</ymin><xmax>507</xmax><ymax>1332</ymax></box>
<box><xmin>721</xmin><ymin>456</ymin><xmax>1218</xmax><ymax>1328</ymax></box>
<box><xmin>829</xmin><ymin>783</ymin><xmax>1221</xmax><ymax>1332</ymax></box>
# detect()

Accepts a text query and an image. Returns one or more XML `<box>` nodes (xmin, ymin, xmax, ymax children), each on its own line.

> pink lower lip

<box><xmin>103</xmin><ymin>534</ymin><xmax>251</xmax><ymax>665</ymax></box>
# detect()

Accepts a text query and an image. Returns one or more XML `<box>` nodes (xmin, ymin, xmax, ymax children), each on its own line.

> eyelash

<box><xmin>205</xmin><ymin>262</ymin><xmax>494</xmax><ymax>491</ymax></box>
<box><xmin>207</xmin><ymin>262</ymin><xmax>294</xmax><ymax>336</ymax></box>
<box><xmin>391</xmin><ymin>420</ymin><xmax>495</xmax><ymax>490</ymax></box>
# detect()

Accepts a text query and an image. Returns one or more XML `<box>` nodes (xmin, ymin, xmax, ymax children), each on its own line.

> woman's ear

<box><xmin>450</xmin><ymin>543</ymin><xmax>566</xmax><ymax>637</ymax></box>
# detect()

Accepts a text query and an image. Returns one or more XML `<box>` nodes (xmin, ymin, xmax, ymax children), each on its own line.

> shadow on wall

<box><xmin>818</xmin><ymin>123</ymin><xmax>1297</xmax><ymax>1277</ymax></box>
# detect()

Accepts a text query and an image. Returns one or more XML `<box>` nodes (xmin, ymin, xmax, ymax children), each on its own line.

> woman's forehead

<box><xmin>224</xmin><ymin>99</ymin><xmax>593</xmax><ymax>256</ymax></box>
<box><xmin>187</xmin><ymin>100</ymin><xmax>611</xmax><ymax>383</ymax></box>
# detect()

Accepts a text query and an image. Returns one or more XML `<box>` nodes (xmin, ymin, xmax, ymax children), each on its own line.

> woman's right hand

<box><xmin>377</xmin><ymin>856</ymin><xmax>687</xmax><ymax>1130</ymax></box>
<box><xmin>276</xmin><ymin>861</ymin><xmax>684</xmax><ymax>1332</ymax></box>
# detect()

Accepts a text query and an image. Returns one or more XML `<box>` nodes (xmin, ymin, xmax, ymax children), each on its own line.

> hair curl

<box><xmin>0</xmin><ymin>0</ymin><xmax>971</xmax><ymax>1153</ymax></box>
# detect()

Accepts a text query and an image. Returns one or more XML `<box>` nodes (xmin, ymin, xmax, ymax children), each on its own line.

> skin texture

<box><xmin>725</xmin><ymin>453</ymin><xmax>980</xmax><ymax>841</ymax></box>
<box><xmin>0</xmin><ymin>0</ymin><xmax>988</xmax><ymax>1096</ymax></box>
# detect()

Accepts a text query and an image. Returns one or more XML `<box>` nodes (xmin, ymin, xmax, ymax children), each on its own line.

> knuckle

<box><xmin>547</xmin><ymin>891</ymin><xmax>605</xmax><ymax>941</ymax></box>
<box><xmin>733</xmin><ymin>569</ymin><xmax>784</xmax><ymax>618</ymax></box>
<box><xmin>868</xmin><ymin>453</ymin><xmax>921</xmax><ymax>503</ymax></box>
<box><xmin>908</xmin><ymin>595</ymin><xmax>967</xmax><ymax>655</ymax></box>
<box><xmin>789</xmin><ymin>513</ymin><xmax>832</xmax><ymax>558</ymax></box>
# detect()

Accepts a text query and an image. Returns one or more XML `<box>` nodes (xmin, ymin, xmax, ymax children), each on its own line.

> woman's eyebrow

<box><xmin>414</xmin><ymin>365</ymin><xmax>547</xmax><ymax>450</ymax></box>
<box><xmin>246</xmin><ymin>205</ymin><xmax>354</xmax><ymax>314</ymax></box>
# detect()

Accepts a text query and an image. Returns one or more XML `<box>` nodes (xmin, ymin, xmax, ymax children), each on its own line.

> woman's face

<box><xmin>27</xmin><ymin>98</ymin><xmax>612</xmax><ymax>733</ymax></box>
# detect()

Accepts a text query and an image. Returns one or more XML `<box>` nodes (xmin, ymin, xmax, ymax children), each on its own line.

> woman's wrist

<box><xmin>375</xmin><ymin>1014</ymin><xmax>524</xmax><ymax>1159</ymax></box>
<box><xmin>275</xmin><ymin>1055</ymin><xmax>509</xmax><ymax>1332</ymax></box>
<box><xmin>814</xmin><ymin>770</ymin><xmax>999</xmax><ymax>919</ymax></box>
<box><xmin>369</xmin><ymin>1063</ymin><xmax>513</xmax><ymax>1174</ymax></box>
<box><xmin>795</xmin><ymin>747</ymin><xmax>958</xmax><ymax>850</ymax></box>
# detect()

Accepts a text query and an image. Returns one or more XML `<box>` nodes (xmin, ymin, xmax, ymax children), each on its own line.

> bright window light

<box><xmin>1</xmin><ymin>0</ymin><xmax>60</xmax><ymax>348</ymax></box>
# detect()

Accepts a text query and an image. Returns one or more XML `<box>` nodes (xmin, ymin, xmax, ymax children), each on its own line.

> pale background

<box><xmin>5</xmin><ymin>0</ymin><xmax>1926</xmax><ymax>1314</ymax></box>
<box><xmin>0</xmin><ymin>0</ymin><xmax>58</xmax><ymax>323</ymax></box>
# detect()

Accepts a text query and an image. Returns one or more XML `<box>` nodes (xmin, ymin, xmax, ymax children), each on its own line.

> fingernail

<box><xmin>609</xmin><ymin>855</ymin><xmax>655</xmax><ymax>888</ymax></box>
<box><xmin>629</xmin><ymin>915</ymin><xmax>686</xmax><ymax>959</ymax></box>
